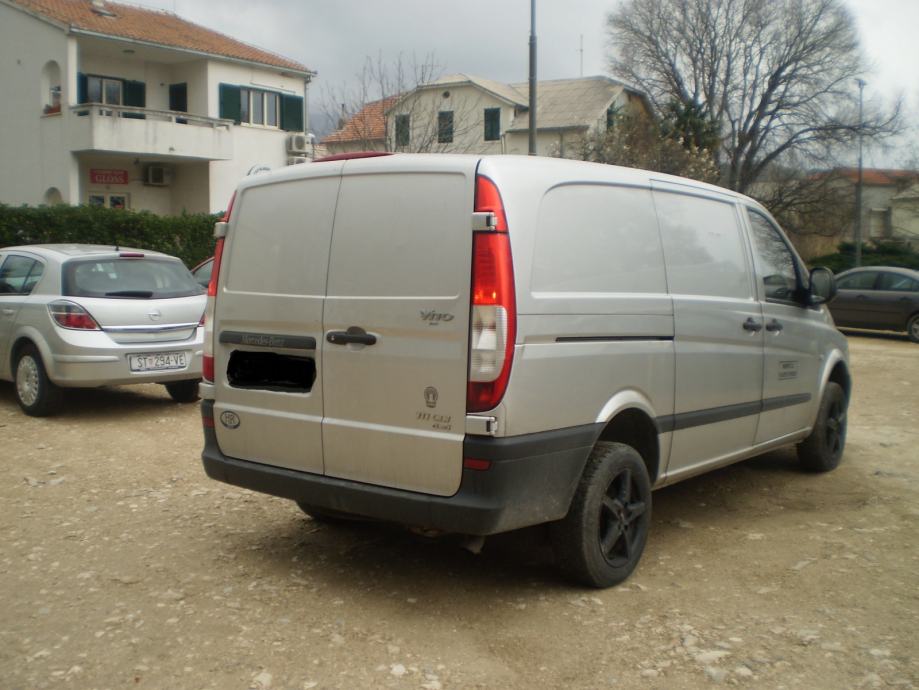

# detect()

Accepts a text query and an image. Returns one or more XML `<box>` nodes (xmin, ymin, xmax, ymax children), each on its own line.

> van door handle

<box><xmin>765</xmin><ymin>319</ymin><xmax>784</xmax><ymax>333</ymax></box>
<box><xmin>742</xmin><ymin>318</ymin><xmax>763</xmax><ymax>332</ymax></box>
<box><xmin>326</xmin><ymin>327</ymin><xmax>377</xmax><ymax>346</ymax></box>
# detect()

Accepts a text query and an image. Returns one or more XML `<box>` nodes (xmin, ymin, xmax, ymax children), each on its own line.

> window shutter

<box><xmin>219</xmin><ymin>83</ymin><xmax>241</xmax><ymax>124</ymax></box>
<box><xmin>169</xmin><ymin>83</ymin><xmax>188</xmax><ymax>112</ymax></box>
<box><xmin>123</xmin><ymin>80</ymin><xmax>146</xmax><ymax>107</ymax></box>
<box><xmin>77</xmin><ymin>73</ymin><xmax>88</xmax><ymax>104</ymax></box>
<box><xmin>280</xmin><ymin>94</ymin><xmax>304</xmax><ymax>132</ymax></box>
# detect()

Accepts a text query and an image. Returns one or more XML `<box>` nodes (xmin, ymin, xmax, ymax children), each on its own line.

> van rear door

<box><xmin>321</xmin><ymin>158</ymin><xmax>476</xmax><ymax>496</ymax></box>
<box><xmin>212</xmin><ymin>167</ymin><xmax>341</xmax><ymax>475</ymax></box>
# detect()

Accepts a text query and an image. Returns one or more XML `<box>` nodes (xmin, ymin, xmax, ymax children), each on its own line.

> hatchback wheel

<box><xmin>908</xmin><ymin>314</ymin><xmax>919</xmax><ymax>344</ymax></box>
<box><xmin>15</xmin><ymin>345</ymin><xmax>63</xmax><ymax>417</ymax></box>
<box><xmin>551</xmin><ymin>442</ymin><xmax>651</xmax><ymax>588</ymax></box>
<box><xmin>164</xmin><ymin>379</ymin><xmax>200</xmax><ymax>403</ymax></box>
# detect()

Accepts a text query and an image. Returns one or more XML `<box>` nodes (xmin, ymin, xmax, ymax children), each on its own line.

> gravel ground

<box><xmin>1</xmin><ymin>334</ymin><xmax>917</xmax><ymax>690</ymax></box>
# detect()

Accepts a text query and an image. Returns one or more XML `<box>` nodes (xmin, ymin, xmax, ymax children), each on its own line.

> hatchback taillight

<box><xmin>467</xmin><ymin>174</ymin><xmax>516</xmax><ymax>413</ymax></box>
<box><xmin>48</xmin><ymin>301</ymin><xmax>100</xmax><ymax>330</ymax></box>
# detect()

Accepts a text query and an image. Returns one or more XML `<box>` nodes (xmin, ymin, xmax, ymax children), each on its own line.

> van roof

<box><xmin>236</xmin><ymin>154</ymin><xmax>753</xmax><ymax>209</ymax></box>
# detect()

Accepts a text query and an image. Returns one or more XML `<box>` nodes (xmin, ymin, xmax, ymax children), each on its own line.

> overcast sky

<box><xmin>126</xmin><ymin>0</ymin><xmax>917</xmax><ymax>166</ymax></box>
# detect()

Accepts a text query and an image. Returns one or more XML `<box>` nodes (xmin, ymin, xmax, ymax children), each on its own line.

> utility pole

<box><xmin>855</xmin><ymin>78</ymin><xmax>866</xmax><ymax>268</ymax></box>
<box><xmin>528</xmin><ymin>0</ymin><xmax>537</xmax><ymax>155</ymax></box>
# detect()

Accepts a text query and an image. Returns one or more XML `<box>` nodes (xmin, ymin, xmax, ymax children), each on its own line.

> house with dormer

<box><xmin>0</xmin><ymin>0</ymin><xmax>315</xmax><ymax>214</ymax></box>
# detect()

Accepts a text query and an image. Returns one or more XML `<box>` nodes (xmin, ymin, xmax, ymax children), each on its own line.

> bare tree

<box><xmin>607</xmin><ymin>0</ymin><xmax>901</xmax><ymax>193</ymax></box>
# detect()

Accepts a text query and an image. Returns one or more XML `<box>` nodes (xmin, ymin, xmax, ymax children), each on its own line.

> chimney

<box><xmin>91</xmin><ymin>1</ymin><xmax>116</xmax><ymax>17</ymax></box>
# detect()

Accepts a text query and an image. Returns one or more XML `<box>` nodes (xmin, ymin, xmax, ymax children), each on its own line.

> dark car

<box><xmin>829</xmin><ymin>266</ymin><xmax>919</xmax><ymax>342</ymax></box>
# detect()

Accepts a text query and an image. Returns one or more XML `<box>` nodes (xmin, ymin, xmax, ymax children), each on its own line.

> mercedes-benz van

<box><xmin>199</xmin><ymin>154</ymin><xmax>850</xmax><ymax>587</ymax></box>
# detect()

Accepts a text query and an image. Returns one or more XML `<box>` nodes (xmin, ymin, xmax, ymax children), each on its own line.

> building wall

<box><xmin>387</xmin><ymin>84</ymin><xmax>515</xmax><ymax>154</ymax></box>
<box><xmin>504</xmin><ymin>130</ymin><xmax>586</xmax><ymax>157</ymax></box>
<box><xmin>0</xmin><ymin>7</ymin><xmax>308</xmax><ymax>215</ymax></box>
<box><xmin>206</xmin><ymin>62</ymin><xmax>306</xmax><ymax>212</ymax></box>
<box><xmin>0</xmin><ymin>4</ymin><xmax>74</xmax><ymax>206</ymax></box>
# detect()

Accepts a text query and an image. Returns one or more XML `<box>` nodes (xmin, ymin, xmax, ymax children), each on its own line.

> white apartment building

<box><xmin>0</xmin><ymin>0</ymin><xmax>315</xmax><ymax>214</ymax></box>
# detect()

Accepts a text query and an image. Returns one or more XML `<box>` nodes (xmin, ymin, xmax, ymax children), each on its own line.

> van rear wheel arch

<box><xmin>595</xmin><ymin>408</ymin><xmax>660</xmax><ymax>485</ymax></box>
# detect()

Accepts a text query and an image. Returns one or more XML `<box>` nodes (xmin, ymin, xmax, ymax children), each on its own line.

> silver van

<box><xmin>199</xmin><ymin>154</ymin><xmax>849</xmax><ymax>587</ymax></box>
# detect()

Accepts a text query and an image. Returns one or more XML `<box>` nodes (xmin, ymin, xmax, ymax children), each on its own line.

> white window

<box><xmin>88</xmin><ymin>193</ymin><xmax>129</xmax><ymax>210</ymax></box>
<box><xmin>240</xmin><ymin>88</ymin><xmax>280</xmax><ymax>128</ymax></box>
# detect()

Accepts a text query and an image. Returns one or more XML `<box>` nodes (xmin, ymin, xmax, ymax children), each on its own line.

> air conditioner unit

<box><xmin>287</xmin><ymin>133</ymin><xmax>309</xmax><ymax>154</ymax></box>
<box><xmin>144</xmin><ymin>165</ymin><xmax>172</xmax><ymax>186</ymax></box>
<box><xmin>287</xmin><ymin>156</ymin><xmax>308</xmax><ymax>166</ymax></box>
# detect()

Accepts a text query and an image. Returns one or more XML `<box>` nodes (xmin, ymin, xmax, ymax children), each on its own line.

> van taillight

<box><xmin>203</xmin><ymin>192</ymin><xmax>235</xmax><ymax>384</ymax></box>
<box><xmin>467</xmin><ymin>175</ymin><xmax>516</xmax><ymax>413</ymax></box>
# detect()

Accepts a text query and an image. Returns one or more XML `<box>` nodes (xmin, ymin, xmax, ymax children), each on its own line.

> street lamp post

<box><xmin>855</xmin><ymin>78</ymin><xmax>866</xmax><ymax>268</ymax></box>
<box><xmin>528</xmin><ymin>0</ymin><xmax>537</xmax><ymax>155</ymax></box>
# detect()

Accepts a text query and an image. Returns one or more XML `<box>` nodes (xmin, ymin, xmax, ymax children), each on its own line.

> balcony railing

<box><xmin>64</xmin><ymin>103</ymin><xmax>235</xmax><ymax>161</ymax></box>
<box><xmin>70</xmin><ymin>103</ymin><xmax>233</xmax><ymax>129</ymax></box>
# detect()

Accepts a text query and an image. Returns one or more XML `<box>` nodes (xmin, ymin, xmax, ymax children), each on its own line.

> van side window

<box><xmin>532</xmin><ymin>185</ymin><xmax>666</xmax><ymax>294</ymax></box>
<box><xmin>746</xmin><ymin>211</ymin><xmax>799</xmax><ymax>302</ymax></box>
<box><xmin>654</xmin><ymin>191</ymin><xmax>752</xmax><ymax>299</ymax></box>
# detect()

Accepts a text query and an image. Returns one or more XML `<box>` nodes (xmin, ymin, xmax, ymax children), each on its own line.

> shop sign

<box><xmin>90</xmin><ymin>169</ymin><xmax>129</xmax><ymax>185</ymax></box>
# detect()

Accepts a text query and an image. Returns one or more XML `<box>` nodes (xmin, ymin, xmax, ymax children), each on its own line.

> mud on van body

<box><xmin>199</xmin><ymin>154</ymin><xmax>849</xmax><ymax>587</ymax></box>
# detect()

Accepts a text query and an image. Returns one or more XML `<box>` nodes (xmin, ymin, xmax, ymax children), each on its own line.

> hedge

<box><xmin>811</xmin><ymin>241</ymin><xmax>919</xmax><ymax>274</ymax></box>
<box><xmin>0</xmin><ymin>204</ymin><xmax>220</xmax><ymax>268</ymax></box>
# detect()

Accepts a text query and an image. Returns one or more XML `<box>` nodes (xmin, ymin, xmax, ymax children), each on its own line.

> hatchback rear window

<box><xmin>62</xmin><ymin>258</ymin><xmax>204</xmax><ymax>299</ymax></box>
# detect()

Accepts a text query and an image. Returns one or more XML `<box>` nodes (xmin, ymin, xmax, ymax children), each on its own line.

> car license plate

<box><xmin>128</xmin><ymin>351</ymin><xmax>188</xmax><ymax>372</ymax></box>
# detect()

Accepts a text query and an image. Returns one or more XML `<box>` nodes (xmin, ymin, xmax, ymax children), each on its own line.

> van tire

<box><xmin>14</xmin><ymin>344</ymin><xmax>63</xmax><ymax>417</ymax></box>
<box><xmin>551</xmin><ymin>442</ymin><xmax>651</xmax><ymax>588</ymax></box>
<box><xmin>164</xmin><ymin>380</ymin><xmax>200</xmax><ymax>403</ymax></box>
<box><xmin>797</xmin><ymin>381</ymin><xmax>847</xmax><ymax>472</ymax></box>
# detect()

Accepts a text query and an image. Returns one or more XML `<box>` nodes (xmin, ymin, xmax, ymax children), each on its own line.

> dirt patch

<box><xmin>1</xmin><ymin>335</ymin><xmax>917</xmax><ymax>689</ymax></box>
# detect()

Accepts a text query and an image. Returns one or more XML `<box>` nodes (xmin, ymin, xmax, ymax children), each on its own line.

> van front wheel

<box><xmin>551</xmin><ymin>442</ymin><xmax>651</xmax><ymax>588</ymax></box>
<box><xmin>797</xmin><ymin>381</ymin><xmax>847</xmax><ymax>472</ymax></box>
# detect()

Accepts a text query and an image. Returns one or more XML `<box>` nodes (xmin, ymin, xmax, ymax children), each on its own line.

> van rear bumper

<box><xmin>200</xmin><ymin>401</ymin><xmax>599</xmax><ymax>535</ymax></box>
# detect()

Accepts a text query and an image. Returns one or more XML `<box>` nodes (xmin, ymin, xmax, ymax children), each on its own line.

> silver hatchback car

<box><xmin>0</xmin><ymin>244</ymin><xmax>206</xmax><ymax>416</ymax></box>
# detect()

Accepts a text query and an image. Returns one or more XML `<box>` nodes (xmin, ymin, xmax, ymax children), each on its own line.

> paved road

<box><xmin>1</xmin><ymin>335</ymin><xmax>917</xmax><ymax>689</ymax></box>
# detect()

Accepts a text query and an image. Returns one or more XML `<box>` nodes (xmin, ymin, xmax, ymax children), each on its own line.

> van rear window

<box><xmin>63</xmin><ymin>258</ymin><xmax>204</xmax><ymax>299</ymax></box>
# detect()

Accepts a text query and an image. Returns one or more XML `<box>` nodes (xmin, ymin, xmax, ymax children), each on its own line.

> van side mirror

<box><xmin>807</xmin><ymin>266</ymin><xmax>836</xmax><ymax>305</ymax></box>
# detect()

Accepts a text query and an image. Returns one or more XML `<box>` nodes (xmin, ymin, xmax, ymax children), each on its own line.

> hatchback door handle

<box><xmin>326</xmin><ymin>327</ymin><xmax>377</xmax><ymax>346</ymax></box>
<box><xmin>742</xmin><ymin>317</ymin><xmax>763</xmax><ymax>332</ymax></box>
<box><xmin>766</xmin><ymin>319</ymin><xmax>784</xmax><ymax>333</ymax></box>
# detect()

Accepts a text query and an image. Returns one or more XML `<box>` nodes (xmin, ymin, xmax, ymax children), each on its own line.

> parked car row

<box><xmin>0</xmin><ymin>244</ymin><xmax>206</xmax><ymax>416</ymax></box>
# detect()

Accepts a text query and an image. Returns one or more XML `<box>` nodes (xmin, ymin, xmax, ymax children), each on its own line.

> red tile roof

<box><xmin>9</xmin><ymin>0</ymin><xmax>311</xmax><ymax>74</ymax></box>
<box><xmin>321</xmin><ymin>96</ymin><xmax>400</xmax><ymax>145</ymax></box>
<box><xmin>828</xmin><ymin>168</ymin><xmax>919</xmax><ymax>186</ymax></box>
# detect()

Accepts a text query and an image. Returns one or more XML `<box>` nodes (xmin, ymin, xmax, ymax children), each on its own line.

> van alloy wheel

<box><xmin>551</xmin><ymin>442</ymin><xmax>652</xmax><ymax>588</ymax></box>
<box><xmin>797</xmin><ymin>381</ymin><xmax>846</xmax><ymax>472</ymax></box>
<box><xmin>599</xmin><ymin>467</ymin><xmax>647</xmax><ymax>568</ymax></box>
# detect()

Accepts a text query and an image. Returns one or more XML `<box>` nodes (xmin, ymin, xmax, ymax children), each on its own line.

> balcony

<box><xmin>67</xmin><ymin>104</ymin><xmax>234</xmax><ymax>161</ymax></box>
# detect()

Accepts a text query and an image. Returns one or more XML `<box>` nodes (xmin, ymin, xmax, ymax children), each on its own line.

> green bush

<box><xmin>0</xmin><ymin>204</ymin><xmax>220</xmax><ymax>267</ymax></box>
<box><xmin>811</xmin><ymin>241</ymin><xmax>919</xmax><ymax>273</ymax></box>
